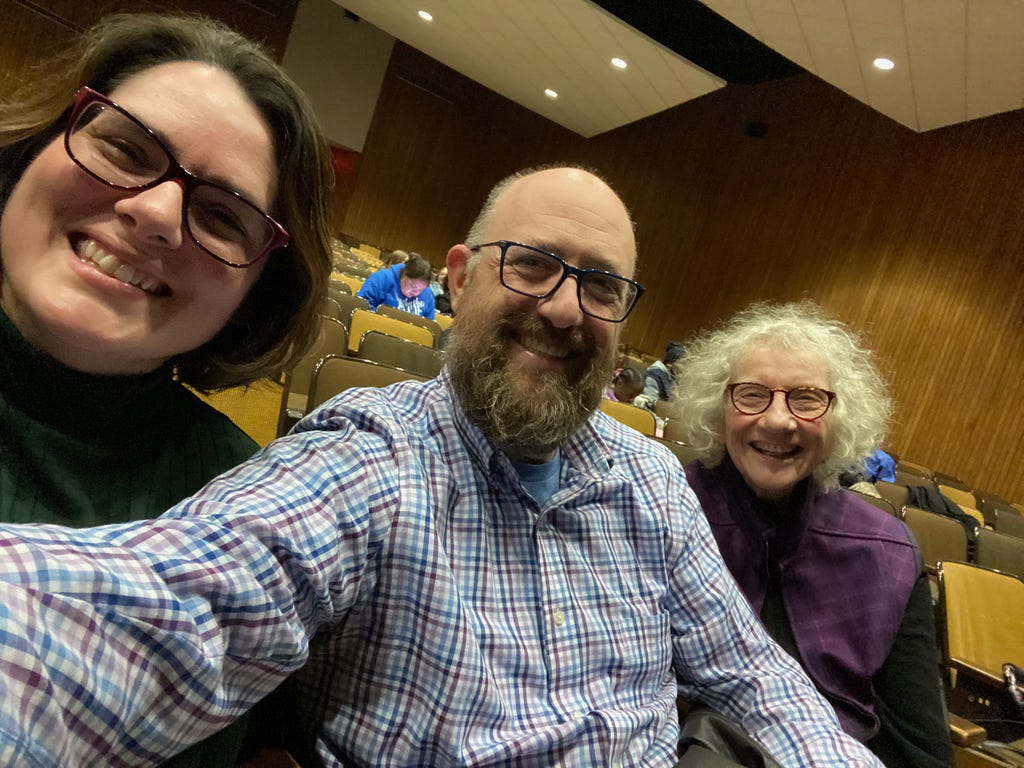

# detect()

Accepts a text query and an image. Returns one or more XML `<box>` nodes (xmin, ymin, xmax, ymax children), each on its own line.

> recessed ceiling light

<box><xmin>873</xmin><ymin>57</ymin><xmax>895</xmax><ymax>71</ymax></box>
<box><xmin>544</xmin><ymin>88</ymin><xmax>558</xmax><ymax>99</ymax></box>
<box><xmin>611</xmin><ymin>57</ymin><xmax>628</xmax><ymax>70</ymax></box>
<box><xmin>418</xmin><ymin>10</ymin><xmax>433</xmax><ymax>22</ymax></box>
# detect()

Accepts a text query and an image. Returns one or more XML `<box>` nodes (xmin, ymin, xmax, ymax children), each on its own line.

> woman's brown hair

<box><xmin>0</xmin><ymin>13</ymin><xmax>333</xmax><ymax>390</ymax></box>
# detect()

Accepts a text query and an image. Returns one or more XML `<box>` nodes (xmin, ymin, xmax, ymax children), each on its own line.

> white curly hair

<box><xmin>673</xmin><ymin>300</ymin><xmax>892</xmax><ymax>490</ymax></box>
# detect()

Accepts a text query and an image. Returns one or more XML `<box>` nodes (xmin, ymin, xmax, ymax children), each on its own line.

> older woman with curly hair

<box><xmin>673</xmin><ymin>300</ymin><xmax>950</xmax><ymax>768</ymax></box>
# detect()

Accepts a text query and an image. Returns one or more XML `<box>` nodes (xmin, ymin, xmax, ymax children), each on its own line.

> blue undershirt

<box><xmin>512</xmin><ymin>453</ymin><xmax>562</xmax><ymax>506</ymax></box>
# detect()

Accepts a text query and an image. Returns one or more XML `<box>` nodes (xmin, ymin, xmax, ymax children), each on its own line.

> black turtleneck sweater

<box><xmin>0</xmin><ymin>309</ymin><xmax>260</xmax><ymax>766</ymax></box>
<box><xmin>0</xmin><ymin>309</ymin><xmax>258</xmax><ymax>525</ymax></box>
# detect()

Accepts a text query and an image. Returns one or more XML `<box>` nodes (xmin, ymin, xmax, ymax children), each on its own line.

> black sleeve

<box><xmin>866</xmin><ymin>567</ymin><xmax>953</xmax><ymax>767</ymax></box>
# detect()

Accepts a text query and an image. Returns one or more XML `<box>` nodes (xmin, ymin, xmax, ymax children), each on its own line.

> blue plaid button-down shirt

<box><xmin>0</xmin><ymin>372</ymin><xmax>881</xmax><ymax>767</ymax></box>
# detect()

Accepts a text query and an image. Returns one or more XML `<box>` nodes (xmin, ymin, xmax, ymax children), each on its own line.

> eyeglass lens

<box><xmin>67</xmin><ymin>100</ymin><xmax>274</xmax><ymax>265</ymax></box>
<box><xmin>500</xmin><ymin>243</ymin><xmax>638</xmax><ymax>321</ymax></box>
<box><xmin>731</xmin><ymin>383</ymin><xmax>832</xmax><ymax>419</ymax></box>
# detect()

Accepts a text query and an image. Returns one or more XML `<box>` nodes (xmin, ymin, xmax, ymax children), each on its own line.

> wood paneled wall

<box><xmin>342</xmin><ymin>45</ymin><xmax>1024</xmax><ymax>503</ymax></box>
<box><xmin>0</xmin><ymin>0</ymin><xmax>296</xmax><ymax>96</ymax></box>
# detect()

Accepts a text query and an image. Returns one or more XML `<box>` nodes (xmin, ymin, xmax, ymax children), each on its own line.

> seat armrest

<box><xmin>949</xmin><ymin>712</ymin><xmax>987</xmax><ymax>746</ymax></box>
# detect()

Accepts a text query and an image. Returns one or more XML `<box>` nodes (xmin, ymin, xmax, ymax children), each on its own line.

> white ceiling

<box><xmin>332</xmin><ymin>0</ymin><xmax>725</xmax><ymax>138</ymax></box>
<box><xmin>332</xmin><ymin>0</ymin><xmax>1024</xmax><ymax>136</ymax></box>
<box><xmin>702</xmin><ymin>0</ymin><xmax>1024</xmax><ymax>132</ymax></box>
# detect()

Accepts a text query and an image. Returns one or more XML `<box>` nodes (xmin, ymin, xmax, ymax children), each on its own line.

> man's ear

<box><xmin>446</xmin><ymin>244</ymin><xmax>472</xmax><ymax>313</ymax></box>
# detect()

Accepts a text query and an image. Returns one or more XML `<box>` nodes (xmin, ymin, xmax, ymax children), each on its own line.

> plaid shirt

<box><xmin>0</xmin><ymin>372</ymin><xmax>881</xmax><ymax>767</ymax></box>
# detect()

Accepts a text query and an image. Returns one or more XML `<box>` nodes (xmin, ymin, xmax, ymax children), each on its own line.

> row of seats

<box><xmin>324</xmin><ymin>291</ymin><xmax>453</xmax><ymax>346</ymax></box>
<box><xmin>888</xmin><ymin>459</ymin><xmax>1024</xmax><ymax>526</ymax></box>
<box><xmin>275</xmin><ymin>306</ymin><xmax>446</xmax><ymax>436</ymax></box>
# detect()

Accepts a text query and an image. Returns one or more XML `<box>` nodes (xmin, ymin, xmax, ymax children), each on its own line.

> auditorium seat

<box><xmin>937</xmin><ymin>561</ymin><xmax>1024</xmax><ymax>744</ymax></box>
<box><xmin>901</xmin><ymin>505</ymin><xmax>968</xmax><ymax>572</ymax></box>
<box><xmin>599</xmin><ymin>399</ymin><xmax>656</xmax><ymax>436</ymax></box>
<box><xmin>375</xmin><ymin>305</ymin><xmax>443</xmax><ymax>347</ymax></box>
<box><xmin>275</xmin><ymin>316</ymin><xmax>348</xmax><ymax>436</ymax></box>
<box><xmin>307</xmin><ymin>355</ymin><xmax>427</xmax><ymax>411</ymax></box>
<box><xmin>348</xmin><ymin>309</ymin><xmax>434</xmax><ymax>353</ymax></box>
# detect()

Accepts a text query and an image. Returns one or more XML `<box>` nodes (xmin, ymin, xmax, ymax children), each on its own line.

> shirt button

<box><xmin>552</xmin><ymin>608</ymin><xmax>566</xmax><ymax>626</ymax></box>
<box><xmin>573</xmin><ymin>711</ymin><xmax>584</xmax><ymax>723</ymax></box>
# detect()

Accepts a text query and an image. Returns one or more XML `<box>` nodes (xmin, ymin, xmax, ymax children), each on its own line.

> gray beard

<box><xmin>446</xmin><ymin>310</ymin><xmax>615</xmax><ymax>462</ymax></box>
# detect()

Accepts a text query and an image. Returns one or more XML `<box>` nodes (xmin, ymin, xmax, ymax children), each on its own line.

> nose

<box><xmin>113</xmin><ymin>179</ymin><xmax>185</xmax><ymax>250</ymax></box>
<box><xmin>761</xmin><ymin>393</ymin><xmax>797</xmax><ymax>430</ymax></box>
<box><xmin>536</xmin><ymin>276</ymin><xmax>584</xmax><ymax>329</ymax></box>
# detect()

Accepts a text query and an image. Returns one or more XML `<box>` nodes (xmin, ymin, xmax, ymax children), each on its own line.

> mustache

<box><xmin>496</xmin><ymin>310</ymin><xmax>594</xmax><ymax>359</ymax></box>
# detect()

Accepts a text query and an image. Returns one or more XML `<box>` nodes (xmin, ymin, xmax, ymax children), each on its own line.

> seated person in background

<box><xmin>636</xmin><ymin>339</ymin><xmax>686</xmax><ymax>410</ymax></box>
<box><xmin>673</xmin><ymin>300</ymin><xmax>950</xmax><ymax>768</ymax></box>
<box><xmin>0</xmin><ymin>12</ymin><xmax>333</xmax><ymax>766</ymax></box>
<box><xmin>430</xmin><ymin>265</ymin><xmax>447</xmax><ymax>296</ymax></box>
<box><xmin>864</xmin><ymin>447</ymin><xmax>897</xmax><ymax>482</ymax></box>
<box><xmin>839</xmin><ymin>447</ymin><xmax>898</xmax><ymax>497</ymax></box>
<box><xmin>434</xmin><ymin>266</ymin><xmax>453</xmax><ymax>315</ymax></box>
<box><xmin>605</xmin><ymin>365</ymin><xmax>644</xmax><ymax>402</ymax></box>
<box><xmin>357</xmin><ymin>251</ymin><xmax>436</xmax><ymax>318</ymax></box>
<box><xmin>0</xmin><ymin>167</ymin><xmax>881</xmax><ymax>767</ymax></box>
<box><xmin>380</xmin><ymin>248</ymin><xmax>407</xmax><ymax>266</ymax></box>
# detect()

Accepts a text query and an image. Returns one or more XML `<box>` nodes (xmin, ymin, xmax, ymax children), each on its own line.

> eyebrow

<box><xmin>526</xmin><ymin>240</ymin><xmax>626</xmax><ymax>275</ymax></box>
<box><xmin>146</xmin><ymin>122</ymin><xmax>269</xmax><ymax>207</ymax></box>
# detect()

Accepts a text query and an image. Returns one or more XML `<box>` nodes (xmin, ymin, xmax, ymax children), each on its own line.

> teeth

<box><xmin>75</xmin><ymin>239</ymin><xmax>166</xmax><ymax>295</ymax></box>
<box><xmin>113</xmin><ymin>263</ymin><xmax>136</xmax><ymax>283</ymax></box>
<box><xmin>755</xmin><ymin>443</ymin><xmax>798</xmax><ymax>457</ymax></box>
<box><xmin>520</xmin><ymin>336</ymin><xmax>569</xmax><ymax>358</ymax></box>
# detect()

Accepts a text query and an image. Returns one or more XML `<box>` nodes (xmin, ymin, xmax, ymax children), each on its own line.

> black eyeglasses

<box><xmin>64</xmin><ymin>87</ymin><xmax>288</xmax><ymax>267</ymax></box>
<box><xmin>727</xmin><ymin>382</ymin><xmax>836</xmax><ymax>422</ymax></box>
<box><xmin>469</xmin><ymin>240</ymin><xmax>644</xmax><ymax>322</ymax></box>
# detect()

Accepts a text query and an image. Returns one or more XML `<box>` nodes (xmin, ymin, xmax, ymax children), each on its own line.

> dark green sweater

<box><xmin>0</xmin><ymin>309</ymin><xmax>259</xmax><ymax>766</ymax></box>
<box><xmin>0</xmin><ymin>310</ymin><xmax>258</xmax><ymax>525</ymax></box>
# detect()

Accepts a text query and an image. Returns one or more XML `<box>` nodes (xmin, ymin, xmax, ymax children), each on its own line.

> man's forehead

<box><xmin>487</xmin><ymin>170</ymin><xmax>636</xmax><ymax>272</ymax></box>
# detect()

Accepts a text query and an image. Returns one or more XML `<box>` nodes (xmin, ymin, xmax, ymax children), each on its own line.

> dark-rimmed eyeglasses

<box><xmin>727</xmin><ymin>382</ymin><xmax>836</xmax><ymax>422</ymax></box>
<box><xmin>469</xmin><ymin>240</ymin><xmax>644</xmax><ymax>322</ymax></box>
<box><xmin>64</xmin><ymin>87</ymin><xmax>288</xmax><ymax>267</ymax></box>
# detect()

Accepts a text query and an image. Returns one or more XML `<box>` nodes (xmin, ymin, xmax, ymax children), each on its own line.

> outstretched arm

<box><xmin>0</xmin><ymin>418</ymin><xmax>392</xmax><ymax>767</ymax></box>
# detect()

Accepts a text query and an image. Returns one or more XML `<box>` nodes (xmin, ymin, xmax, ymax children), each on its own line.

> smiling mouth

<box><xmin>752</xmin><ymin>442</ymin><xmax>801</xmax><ymax>460</ymax></box>
<box><xmin>73</xmin><ymin>238</ymin><xmax>170</xmax><ymax>296</ymax></box>
<box><xmin>514</xmin><ymin>332</ymin><xmax>572</xmax><ymax>361</ymax></box>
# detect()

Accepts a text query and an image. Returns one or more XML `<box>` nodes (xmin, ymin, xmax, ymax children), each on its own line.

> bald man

<box><xmin>0</xmin><ymin>166</ymin><xmax>881</xmax><ymax>767</ymax></box>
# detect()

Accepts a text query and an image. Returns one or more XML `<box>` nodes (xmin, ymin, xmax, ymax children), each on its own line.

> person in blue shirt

<box><xmin>357</xmin><ymin>251</ymin><xmax>436</xmax><ymax>318</ymax></box>
<box><xmin>864</xmin><ymin>447</ymin><xmax>897</xmax><ymax>482</ymax></box>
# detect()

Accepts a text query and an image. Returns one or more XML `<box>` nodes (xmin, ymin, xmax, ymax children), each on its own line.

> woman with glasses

<box><xmin>672</xmin><ymin>301</ymin><xmax>950</xmax><ymax>768</ymax></box>
<box><xmin>0</xmin><ymin>13</ymin><xmax>331</xmax><ymax>765</ymax></box>
<box><xmin>0</xmin><ymin>12</ymin><xmax>332</xmax><ymax>529</ymax></box>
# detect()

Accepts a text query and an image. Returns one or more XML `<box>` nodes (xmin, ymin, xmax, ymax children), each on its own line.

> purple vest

<box><xmin>685</xmin><ymin>458</ymin><xmax>920</xmax><ymax>741</ymax></box>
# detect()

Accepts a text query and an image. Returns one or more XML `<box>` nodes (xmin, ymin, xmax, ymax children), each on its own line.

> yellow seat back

<box><xmin>308</xmin><ymin>355</ymin><xmax>426</xmax><ymax>411</ymax></box>
<box><xmin>599</xmin><ymin>399</ymin><xmax>657</xmax><ymax>436</ymax></box>
<box><xmin>939</xmin><ymin>484</ymin><xmax>977</xmax><ymax>509</ymax></box>
<box><xmin>939</xmin><ymin>561</ymin><xmax>1024</xmax><ymax>680</ymax></box>
<box><xmin>333</xmin><ymin>273</ymin><xmax>365</xmax><ymax>295</ymax></box>
<box><xmin>348</xmin><ymin>309</ymin><xmax>435</xmax><ymax>353</ymax></box>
